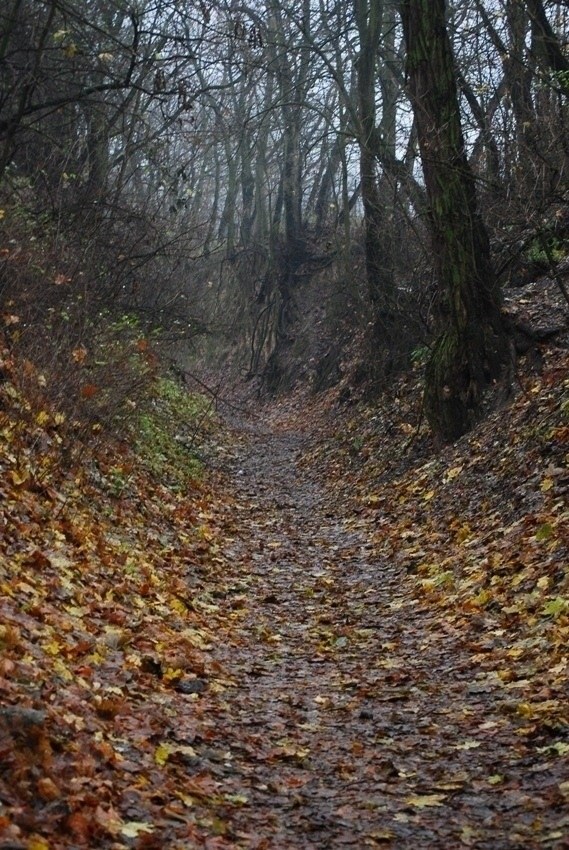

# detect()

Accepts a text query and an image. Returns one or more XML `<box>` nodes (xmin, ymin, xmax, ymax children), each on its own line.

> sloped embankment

<box><xmin>0</xmin><ymin>343</ymin><xmax>568</xmax><ymax>848</ymax></box>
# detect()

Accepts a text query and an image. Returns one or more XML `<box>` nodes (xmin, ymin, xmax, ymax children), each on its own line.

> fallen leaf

<box><xmin>405</xmin><ymin>794</ymin><xmax>447</xmax><ymax>808</ymax></box>
<box><xmin>120</xmin><ymin>821</ymin><xmax>155</xmax><ymax>838</ymax></box>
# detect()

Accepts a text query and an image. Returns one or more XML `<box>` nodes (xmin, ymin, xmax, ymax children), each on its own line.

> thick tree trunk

<box><xmin>526</xmin><ymin>0</ymin><xmax>569</xmax><ymax>79</ymax></box>
<box><xmin>400</xmin><ymin>0</ymin><xmax>511</xmax><ymax>441</ymax></box>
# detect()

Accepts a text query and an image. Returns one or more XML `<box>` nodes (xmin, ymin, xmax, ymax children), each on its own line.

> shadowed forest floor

<box><xmin>1</xmin><ymin>350</ymin><xmax>568</xmax><ymax>849</ymax></box>
<box><xmin>193</xmin><ymin>408</ymin><xmax>567</xmax><ymax>848</ymax></box>
<box><xmin>185</xmin><ymin>397</ymin><xmax>568</xmax><ymax>849</ymax></box>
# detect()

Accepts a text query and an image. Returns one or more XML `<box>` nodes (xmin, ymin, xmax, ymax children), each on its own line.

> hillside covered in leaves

<box><xmin>2</xmin><ymin>0</ymin><xmax>569</xmax><ymax>844</ymax></box>
<box><xmin>0</xmin><ymin>319</ymin><xmax>568</xmax><ymax>847</ymax></box>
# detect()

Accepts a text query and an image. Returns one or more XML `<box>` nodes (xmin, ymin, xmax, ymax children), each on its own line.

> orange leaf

<box><xmin>37</xmin><ymin>777</ymin><xmax>61</xmax><ymax>801</ymax></box>
<box><xmin>66</xmin><ymin>811</ymin><xmax>92</xmax><ymax>839</ymax></box>
<box><xmin>80</xmin><ymin>383</ymin><xmax>99</xmax><ymax>399</ymax></box>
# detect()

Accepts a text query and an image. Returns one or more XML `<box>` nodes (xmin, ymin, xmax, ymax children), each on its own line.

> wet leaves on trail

<box><xmin>1</xmin><ymin>349</ymin><xmax>569</xmax><ymax>848</ymax></box>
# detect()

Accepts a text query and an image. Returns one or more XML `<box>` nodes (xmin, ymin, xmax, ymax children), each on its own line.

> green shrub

<box><xmin>133</xmin><ymin>377</ymin><xmax>214</xmax><ymax>490</ymax></box>
<box><xmin>525</xmin><ymin>233</ymin><xmax>567</xmax><ymax>268</ymax></box>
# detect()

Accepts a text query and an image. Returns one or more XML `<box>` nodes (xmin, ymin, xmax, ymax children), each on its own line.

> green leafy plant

<box><xmin>525</xmin><ymin>233</ymin><xmax>567</xmax><ymax>268</ymax></box>
<box><xmin>133</xmin><ymin>377</ymin><xmax>214</xmax><ymax>490</ymax></box>
<box><xmin>410</xmin><ymin>345</ymin><xmax>430</xmax><ymax>367</ymax></box>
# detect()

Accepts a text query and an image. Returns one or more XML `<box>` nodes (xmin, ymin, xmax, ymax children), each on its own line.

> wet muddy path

<box><xmin>199</xmin><ymin>412</ymin><xmax>564</xmax><ymax>849</ymax></box>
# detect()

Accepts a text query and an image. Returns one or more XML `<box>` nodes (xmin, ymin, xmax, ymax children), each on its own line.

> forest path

<box><xmin>200</xmin><ymin>407</ymin><xmax>559</xmax><ymax>849</ymax></box>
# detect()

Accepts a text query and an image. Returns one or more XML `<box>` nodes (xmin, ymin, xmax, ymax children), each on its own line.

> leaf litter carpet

<box><xmin>1</xmin><ymin>379</ymin><xmax>568</xmax><ymax>849</ymax></box>
<box><xmin>200</xmin><ymin>411</ymin><xmax>567</xmax><ymax>849</ymax></box>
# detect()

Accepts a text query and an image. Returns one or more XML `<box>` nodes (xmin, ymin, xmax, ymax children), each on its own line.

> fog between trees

<box><xmin>1</xmin><ymin>0</ymin><xmax>567</xmax><ymax>438</ymax></box>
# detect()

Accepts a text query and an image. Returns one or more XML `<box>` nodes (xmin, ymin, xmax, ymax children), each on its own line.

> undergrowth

<box><xmin>1</xmin><ymin>186</ymin><xmax>215</xmax><ymax>492</ymax></box>
<box><xmin>133</xmin><ymin>377</ymin><xmax>215</xmax><ymax>490</ymax></box>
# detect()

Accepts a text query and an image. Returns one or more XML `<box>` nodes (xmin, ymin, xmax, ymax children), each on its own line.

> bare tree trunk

<box><xmin>526</xmin><ymin>0</ymin><xmax>569</xmax><ymax>80</ymax></box>
<box><xmin>354</xmin><ymin>0</ymin><xmax>398</xmax><ymax>366</ymax></box>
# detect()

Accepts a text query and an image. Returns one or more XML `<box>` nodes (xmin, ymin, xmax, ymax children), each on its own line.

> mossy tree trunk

<box><xmin>354</xmin><ymin>0</ymin><xmax>397</xmax><ymax>363</ymax></box>
<box><xmin>400</xmin><ymin>0</ymin><xmax>510</xmax><ymax>441</ymax></box>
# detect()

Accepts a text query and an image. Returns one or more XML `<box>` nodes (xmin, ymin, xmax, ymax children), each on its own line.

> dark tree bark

<box><xmin>353</xmin><ymin>0</ymin><xmax>400</xmax><ymax>375</ymax></box>
<box><xmin>400</xmin><ymin>0</ymin><xmax>511</xmax><ymax>441</ymax></box>
<box><xmin>526</xmin><ymin>0</ymin><xmax>569</xmax><ymax>80</ymax></box>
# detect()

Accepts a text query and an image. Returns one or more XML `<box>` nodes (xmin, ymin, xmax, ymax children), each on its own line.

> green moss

<box><xmin>425</xmin><ymin>329</ymin><xmax>477</xmax><ymax>441</ymax></box>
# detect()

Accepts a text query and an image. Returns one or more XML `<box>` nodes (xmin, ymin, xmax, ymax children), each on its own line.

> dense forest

<box><xmin>1</xmin><ymin>0</ymin><xmax>567</xmax><ymax>437</ymax></box>
<box><xmin>1</xmin><ymin>2</ymin><xmax>568</xmax><ymax>848</ymax></box>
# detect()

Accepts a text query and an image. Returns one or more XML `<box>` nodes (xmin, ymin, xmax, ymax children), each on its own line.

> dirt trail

<box><xmin>202</xmin><ymin>412</ymin><xmax>565</xmax><ymax>849</ymax></box>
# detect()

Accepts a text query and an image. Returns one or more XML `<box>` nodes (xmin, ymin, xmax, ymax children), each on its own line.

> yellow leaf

<box><xmin>453</xmin><ymin>740</ymin><xmax>481</xmax><ymax>751</ymax></box>
<box><xmin>542</xmin><ymin>597</ymin><xmax>569</xmax><ymax>618</ymax></box>
<box><xmin>181</xmin><ymin>627</ymin><xmax>211</xmax><ymax>649</ymax></box>
<box><xmin>367</xmin><ymin>828</ymin><xmax>395</xmax><ymax>841</ymax></box>
<box><xmin>196</xmin><ymin>524</ymin><xmax>212</xmax><ymax>540</ymax></box>
<box><xmin>537</xmin><ymin>576</ymin><xmax>550</xmax><ymax>589</ymax></box>
<box><xmin>36</xmin><ymin>410</ymin><xmax>50</xmax><ymax>426</ymax></box>
<box><xmin>43</xmin><ymin>639</ymin><xmax>61</xmax><ymax>656</ymax></box>
<box><xmin>154</xmin><ymin>742</ymin><xmax>196</xmax><ymax>766</ymax></box>
<box><xmin>460</xmin><ymin>826</ymin><xmax>481</xmax><ymax>843</ymax></box>
<box><xmin>535</xmin><ymin>523</ymin><xmax>554</xmax><ymax>541</ymax></box>
<box><xmin>507</xmin><ymin>647</ymin><xmax>525</xmax><ymax>659</ymax></box>
<box><xmin>9</xmin><ymin>468</ymin><xmax>29</xmax><ymax>486</ymax></box>
<box><xmin>154</xmin><ymin>742</ymin><xmax>172</xmax><ymax>766</ymax></box>
<box><xmin>540</xmin><ymin>477</ymin><xmax>554</xmax><ymax>492</ymax></box>
<box><xmin>120</xmin><ymin>822</ymin><xmax>154</xmax><ymax>838</ymax></box>
<box><xmin>162</xmin><ymin>667</ymin><xmax>183</xmax><ymax>683</ymax></box>
<box><xmin>472</xmin><ymin>589</ymin><xmax>492</xmax><ymax>607</ymax></box>
<box><xmin>497</xmin><ymin>669</ymin><xmax>514</xmax><ymax>683</ymax></box>
<box><xmin>170</xmin><ymin>598</ymin><xmax>187</xmax><ymax>616</ymax></box>
<box><xmin>456</xmin><ymin>523</ymin><xmax>471</xmax><ymax>543</ymax></box>
<box><xmin>52</xmin><ymin>658</ymin><xmax>73</xmax><ymax>681</ymax></box>
<box><xmin>223</xmin><ymin>793</ymin><xmax>248</xmax><ymax>805</ymax></box>
<box><xmin>405</xmin><ymin>794</ymin><xmax>447</xmax><ymax>808</ymax></box>
<box><xmin>364</xmin><ymin>494</ymin><xmax>383</xmax><ymax>507</ymax></box>
<box><xmin>445</xmin><ymin>465</ymin><xmax>463</xmax><ymax>482</ymax></box>
<box><xmin>27</xmin><ymin>837</ymin><xmax>50</xmax><ymax>850</ymax></box>
<box><xmin>487</xmin><ymin>774</ymin><xmax>504</xmax><ymax>785</ymax></box>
